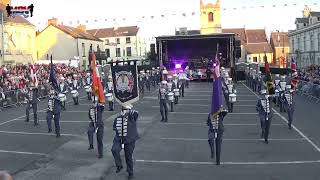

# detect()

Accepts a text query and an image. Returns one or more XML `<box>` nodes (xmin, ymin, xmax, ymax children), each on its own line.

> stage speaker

<box><xmin>235</xmin><ymin>39</ymin><xmax>241</xmax><ymax>58</ymax></box>
<box><xmin>150</xmin><ymin>43</ymin><xmax>156</xmax><ymax>55</ymax></box>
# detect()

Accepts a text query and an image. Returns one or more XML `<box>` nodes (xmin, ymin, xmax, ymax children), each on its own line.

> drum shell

<box><xmin>173</xmin><ymin>89</ymin><xmax>180</xmax><ymax>96</ymax></box>
<box><xmin>229</xmin><ymin>94</ymin><xmax>237</xmax><ymax>103</ymax></box>
<box><xmin>58</xmin><ymin>94</ymin><xmax>66</xmax><ymax>102</ymax></box>
<box><xmin>106</xmin><ymin>93</ymin><xmax>113</xmax><ymax>102</ymax></box>
<box><xmin>167</xmin><ymin>92</ymin><xmax>174</xmax><ymax>101</ymax></box>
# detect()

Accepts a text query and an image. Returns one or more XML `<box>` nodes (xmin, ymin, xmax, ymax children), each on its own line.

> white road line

<box><xmin>242</xmin><ymin>83</ymin><xmax>320</xmax><ymax>154</ymax></box>
<box><xmin>0</xmin><ymin>130</ymin><xmax>81</xmax><ymax>137</ymax></box>
<box><xmin>163</xmin><ymin>123</ymin><xmax>284</xmax><ymax>126</ymax></box>
<box><xmin>0</xmin><ymin>149</ymin><xmax>47</xmax><ymax>156</ymax></box>
<box><xmin>169</xmin><ymin>112</ymin><xmax>258</xmax><ymax>115</ymax></box>
<box><xmin>135</xmin><ymin>159</ymin><xmax>320</xmax><ymax>165</ymax></box>
<box><xmin>234</xmin><ymin>105</ymin><xmax>256</xmax><ymax>107</ymax></box>
<box><xmin>0</xmin><ymin>96</ymin><xmax>87</xmax><ymax>126</ymax></box>
<box><xmin>158</xmin><ymin>137</ymin><xmax>306</xmax><ymax>141</ymax></box>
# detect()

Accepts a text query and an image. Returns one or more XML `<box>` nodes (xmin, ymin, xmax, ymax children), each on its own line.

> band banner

<box><xmin>111</xmin><ymin>61</ymin><xmax>139</xmax><ymax>105</ymax></box>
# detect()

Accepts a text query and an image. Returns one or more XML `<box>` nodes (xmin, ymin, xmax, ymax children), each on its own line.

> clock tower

<box><xmin>200</xmin><ymin>0</ymin><xmax>222</xmax><ymax>34</ymax></box>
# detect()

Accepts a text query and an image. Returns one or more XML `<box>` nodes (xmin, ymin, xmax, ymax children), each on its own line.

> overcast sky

<box><xmin>11</xmin><ymin>0</ymin><xmax>320</xmax><ymax>37</ymax></box>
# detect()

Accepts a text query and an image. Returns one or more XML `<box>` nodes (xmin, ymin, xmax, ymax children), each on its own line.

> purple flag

<box><xmin>211</xmin><ymin>54</ymin><xmax>222</xmax><ymax>114</ymax></box>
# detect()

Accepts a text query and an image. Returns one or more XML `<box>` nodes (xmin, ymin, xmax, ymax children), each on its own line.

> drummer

<box><xmin>106</xmin><ymin>76</ymin><xmax>114</xmax><ymax>111</ymax></box>
<box><xmin>59</xmin><ymin>77</ymin><xmax>68</xmax><ymax>110</ymax></box>
<box><xmin>172</xmin><ymin>74</ymin><xmax>179</xmax><ymax>104</ymax></box>
<box><xmin>85</xmin><ymin>72</ymin><xmax>92</xmax><ymax>100</ymax></box>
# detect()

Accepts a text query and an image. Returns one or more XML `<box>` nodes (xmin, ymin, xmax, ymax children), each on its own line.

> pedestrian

<box><xmin>111</xmin><ymin>103</ymin><xmax>139</xmax><ymax>180</ymax></box>
<box><xmin>256</xmin><ymin>89</ymin><xmax>273</xmax><ymax>144</ymax></box>
<box><xmin>158</xmin><ymin>80</ymin><xmax>168</xmax><ymax>122</ymax></box>
<box><xmin>25</xmin><ymin>82</ymin><xmax>39</xmax><ymax>126</ymax></box>
<box><xmin>106</xmin><ymin>76</ymin><xmax>114</xmax><ymax>111</ymax></box>
<box><xmin>282</xmin><ymin>85</ymin><xmax>295</xmax><ymax>129</ymax></box>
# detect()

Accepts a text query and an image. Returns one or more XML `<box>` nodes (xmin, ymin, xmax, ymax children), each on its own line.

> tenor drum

<box><xmin>229</xmin><ymin>93</ymin><xmax>237</xmax><ymax>103</ymax></box>
<box><xmin>106</xmin><ymin>93</ymin><xmax>113</xmax><ymax>102</ymax></box>
<box><xmin>280</xmin><ymin>82</ymin><xmax>286</xmax><ymax>90</ymax></box>
<box><xmin>173</xmin><ymin>89</ymin><xmax>180</xmax><ymax>96</ymax></box>
<box><xmin>58</xmin><ymin>93</ymin><xmax>66</xmax><ymax>102</ymax></box>
<box><xmin>71</xmin><ymin>90</ymin><xmax>78</xmax><ymax>98</ymax></box>
<box><xmin>227</xmin><ymin>85</ymin><xmax>233</xmax><ymax>92</ymax></box>
<box><xmin>167</xmin><ymin>92</ymin><xmax>174</xmax><ymax>101</ymax></box>
<box><xmin>85</xmin><ymin>86</ymin><xmax>91</xmax><ymax>92</ymax></box>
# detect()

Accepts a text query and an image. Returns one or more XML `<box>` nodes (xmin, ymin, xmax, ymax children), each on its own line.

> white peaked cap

<box><xmin>253</xmin><ymin>70</ymin><xmax>256</xmax><ymax>72</ymax></box>
<box><xmin>122</xmin><ymin>103</ymin><xmax>133</xmax><ymax>110</ymax></box>
<box><xmin>221</xmin><ymin>67</ymin><xmax>225</xmax><ymax>70</ymax></box>
<box><xmin>167</xmin><ymin>75</ymin><xmax>172</xmax><ymax>79</ymax></box>
<box><xmin>60</xmin><ymin>77</ymin><xmax>65</xmax><ymax>80</ymax></box>
<box><xmin>87</xmin><ymin>73</ymin><xmax>90</xmax><ymax>76</ymax></box>
<box><xmin>261</xmin><ymin>89</ymin><xmax>267</xmax><ymax>94</ymax></box>
<box><xmin>275</xmin><ymin>74</ymin><xmax>280</xmax><ymax>77</ymax></box>
<box><xmin>286</xmin><ymin>85</ymin><xmax>291</xmax><ymax>89</ymax></box>
<box><xmin>161</xmin><ymin>80</ymin><xmax>168</xmax><ymax>84</ymax></box>
<box><xmin>228</xmin><ymin>78</ymin><xmax>232</xmax><ymax>81</ymax></box>
<box><xmin>173</xmin><ymin>74</ymin><xmax>177</xmax><ymax>77</ymax></box>
<box><xmin>152</xmin><ymin>67</ymin><xmax>155</xmax><ymax>70</ymax></box>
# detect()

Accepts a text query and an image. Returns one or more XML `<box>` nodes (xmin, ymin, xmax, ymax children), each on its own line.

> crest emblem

<box><xmin>116</xmin><ymin>71</ymin><xmax>134</xmax><ymax>93</ymax></box>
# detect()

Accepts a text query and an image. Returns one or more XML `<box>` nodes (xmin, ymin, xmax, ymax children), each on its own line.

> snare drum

<box><xmin>58</xmin><ymin>93</ymin><xmax>66</xmax><ymax>102</ymax></box>
<box><xmin>84</xmin><ymin>86</ymin><xmax>92</xmax><ymax>92</ymax></box>
<box><xmin>167</xmin><ymin>92</ymin><xmax>174</xmax><ymax>101</ymax></box>
<box><xmin>71</xmin><ymin>90</ymin><xmax>78</xmax><ymax>98</ymax></box>
<box><xmin>173</xmin><ymin>89</ymin><xmax>180</xmax><ymax>96</ymax></box>
<box><xmin>229</xmin><ymin>93</ymin><xmax>237</xmax><ymax>103</ymax></box>
<box><xmin>106</xmin><ymin>93</ymin><xmax>113</xmax><ymax>102</ymax></box>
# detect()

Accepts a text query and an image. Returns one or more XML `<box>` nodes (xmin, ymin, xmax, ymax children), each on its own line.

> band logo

<box><xmin>6</xmin><ymin>4</ymin><xmax>34</xmax><ymax>18</ymax></box>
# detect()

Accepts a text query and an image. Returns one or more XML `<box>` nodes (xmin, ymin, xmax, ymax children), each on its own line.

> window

<box><xmin>202</xmin><ymin>11</ymin><xmax>206</xmax><ymax>15</ymax></box>
<box><xmin>310</xmin><ymin>34</ymin><xmax>314</xmax><ymax>51</ymax></box>
<box><xmin>303</xmin><ymin>36</ymin><xmax>306</xmax><ymax>51</ymax></box>
<box><xmin>304</xmin><ymin>23</ymin><xmax>306</xmax><ymax>27</ymax></box>
<box><xmin>82</xmin><ymin>43</ymin><xmax>85</xmax><ymax>57</ymax></box>
<box><xmin>318</xmin><ymin>17</ymin><xmax>320</xmax><ymax>21</ymax></box>
<box><xmin>126</xmin><ymin>37</ymin><xmax>131</xmax><ymax>43</ymax></box>
<box><xmin>105</xmin><ymin>49</ymin><xmax>110</xmax><ymax>57</ymax></box>
<box><xmin>291</xmin><ymin>39</ymin><xmax>294</xmax><ymax>52</ymax></box>
<box><xmin>116</xmin><ymin>38</ymin><xmax>120</xmax><ymax>44</ymax></box>
<box><xmin>253</xmin><ymin>57</ymin><xmax>257</xmax><ymax>62</ymax></box>
<box><xmin>116</xmin><ymin>48</ymin><xmax>121</xmax><ymax>57</ymax></box>
<box><xmin>208</xmin><ymin>12</ymin><xmax>214</xmax><ymax>22</ymax></box>
<box><xmin>297</xmin><ymin>37</ymin><xmax>301</xmax><ymax>50</ymax></box>
<box><xmin>105</xmin><ymin>39</ymin><xmax>109</xmax><ymax>45</ymax></box>
<box><xmin>126</xmin><ymin>47</ymin><xmax>132</xmax><ymax>56</ymax></box>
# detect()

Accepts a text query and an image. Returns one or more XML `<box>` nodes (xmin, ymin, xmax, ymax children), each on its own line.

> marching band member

<box><xmin>257</xmin><ymin>71</ymin><xmax>263</xmax><ymax>93</ymax></box>
<box><xmin>282</xmin><ymin>85</ymin><xmax>295</xmax><ymax>130</ymax></box>
<box><xmin>207</xmin><ymin>109</ymin><xmax>228</xmax><ymax>165</ymax></box>
<box><xmin>159</xmin><ymin>80</ymin><xmax>169</xmax><ymax>122</ymax></box>
<box><xmin>145</xmin><ymin>70</ymin><xmax>151</xmax><ymax>91</ymax></box>
<box><xmin>87</xmin><ymin>96</ymin><xmax>105</xmax><ymax>158</ymax></box>
<box><xmin>279</xmin><ymin>75</ymin><xmax>287</xmax><ymax>112</ymax></box>
<box><xmin>106</xmin><ymin>76</ymin><xmax>114</xmax><ymax>111</ymax></box>
<box><xmin>167</xmin><ymin>75</ymin><xmax>175</xmax><ymax>112</ymax></box>
<box><xmin>111</xmin><ymin>103</ymin><xmax>139</xmax><ymax>180</ymax></box>
<box><xmin>71</xmin><ymin>74</ymin><xmax>80</xmax><ymax>105</ymax></box>
<box><xmin>185</xmin><ymin>66</ymin><xmax>191</xmax><ymax>88</ymax></box>
<box><xmin>162</xmin><ymin>67</ymin><xmax>168</xmax><ymax>81</ymax></box>
<box><xmin>256</xmin><ymin>89</ymin><xmax>273</xmax><ymax>144</ymax></box>
<box><xmin>138</xmin><ymin>70</ymin><xmax>145</xmax><ymax>95</ymax></box>
<box><xmin>59</xmin><ymin>77</ymin><xmax>68</xmax><ymax>110</ymax></box>
<box><xmin>46</xmin><ymin>89</ymin><xmax>62</xmax><ymax>137</ymax></box>
<box><xmin>273</xmin><ymin>74</ymin><xmax>281</xmax><ymax>106</ymax></box>
<box><xmin>85</xmin><ymin>72</ymin><xmax>92</xmax><ymax>100</ymax></box>
<box><xmin>172</xmin><ymin>74</ymin><xmax>180</xmax><ymax>104</ymax></box>
<box><xmin>151</xmin><ymin>67</ymin><xmax>157</xmax><ymax>88</ymax></box>
<box><xmin>178</xmin><ymin>71</ymin><xmax>187</xmax><ymax>97</ymax></box>
<box><xmin>25</xmin><ymin>82</ymin><xmax>39</xmax><ymax>126</ymax></box>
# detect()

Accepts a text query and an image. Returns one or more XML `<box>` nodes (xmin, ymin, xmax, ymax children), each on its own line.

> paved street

<box><xmin>1</xmin><ymin>82</ymin><xmax>320</xmax><ymax>180</ymax></box>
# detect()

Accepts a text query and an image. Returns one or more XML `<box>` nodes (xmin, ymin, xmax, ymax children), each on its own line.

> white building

<box><xmin>36</xmin><ymin>18</ymin><xmax>103</xmax><ymax>69</ymax></box>
<box><xmin>87</xmin><ymin>26</ymin><xmax>148</xmax><ymax>61</ymax></box>
<box><xmin>289</xmin><ymin>7</ymin><xmax>320</xmax><ymax>68</ymax></box>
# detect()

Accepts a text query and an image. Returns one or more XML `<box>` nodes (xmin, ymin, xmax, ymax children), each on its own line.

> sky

<box><xmin>11</xmin><ymin>0</ymin><xmax>320</xmax><ymax>38</ymax></box>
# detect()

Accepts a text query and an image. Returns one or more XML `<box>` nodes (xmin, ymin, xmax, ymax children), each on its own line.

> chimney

<box><xmin>77</xmin><ymin>24</ymin><xmax>86</xmax><ymax>32</ymax></box>
<box><xmin>48</xmin><ymin>17</ymin><xmax>58</xmax><ymax>26</ymax></box>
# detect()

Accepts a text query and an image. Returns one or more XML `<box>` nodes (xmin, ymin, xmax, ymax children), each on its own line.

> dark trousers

<box><xmin>87</xmin><ymin>123</ymin><xmax>104</xmax><ymax>156</ymax></box>
<box><xmin>208</xmin><ymin>133</ymin><xmax>223</xmax><ymax>164</ymax></box>
<box><xmin>180</xmin><ymin>83</ymin><xmax>185</xmax><ymax>97</ymax></box>
<box><xmin>73</xmin><ymin>96</ymin><xmax>79</xmax><ymax>105</ymax></box>
<box><xmin>111</xmin><ymin>141</ymin><xmax>136</xmax><ymax>175</ymax></box>
<box><xmin>228</xmin><ymin>102</ymin><xmax>234</xmax><ymax>113</ymax></box>
<box><xmin>185</xmin><ymin>80</ymin><xmax>189</xmax><ymax>88</ymax></box>
<box><xmin>26</xmin><ymin>103</ymin><xmax>38</xmax><ymax>124</ymax></box>
<box><xmin>146</xmin><ymin>82</ymin><xmax>151</xmax><ymax>91</ymax></box>
<box><xmin>263</xmin><ymin>117</ymin><xmax>272</xmax><ymax>141</ymax></box>
<box><xmin>87</xmin><ymin>92</ymin><xmax>92</xmax><ymax>100</ymax></box>
<box><xmin>160</xmin><ymin>99</ymin><xmax>168</xmax><ymax>121</ymax></box>
<box><xmin>286</xmin><ymin>107</ymin><xmax>294</xmax><ymax>127</ymax></box>
<box><xmin>108</xmin><ymin>101</ymin><xmax>114</xmax><ymax>111</ymax></box>
<box><xmin>174</xmin><ymin>96</ymin><xmax>179</xmax><ymax>104</ymax></box>
<box><xmin>47</xmin><ymin>111</ymin><xmax>60</xmax><ymax>135</ymax></box>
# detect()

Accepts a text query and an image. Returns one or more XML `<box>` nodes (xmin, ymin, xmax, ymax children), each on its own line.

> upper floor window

<box><xmin>82</xmin><ymin>43</ymin><xmax>85</xmax><ymax>57</ymax></box>
<box><xmin>126</xmin><ymin>37</ymin><xmax>131</xmax><ymax>43</ymax></box>
<box><xmin>105</xmin><ymin>39</ymin><xmax>109</xmax><ymax>45</ymax></box>
<box><xmin>208</xmin><ymin>12</ymin><xmax>214</xmax><ymax>22</ymax></box>
<box><xmin>116</xmin><ymin>38</ymin><xmax>120</xmax><ymax>44</ymax></box>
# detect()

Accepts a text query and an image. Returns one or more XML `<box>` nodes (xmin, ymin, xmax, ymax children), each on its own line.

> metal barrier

<box><xmin>296</xmin><ymin>80</ymin><xmax>320</xmax><ymax>103</ymax></box>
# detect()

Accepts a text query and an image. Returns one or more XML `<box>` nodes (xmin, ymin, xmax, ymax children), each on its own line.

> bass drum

<box><xmin>58</xmin><ymin>93</ymin><xmax>66</xmax><ymax>102</ymax></box>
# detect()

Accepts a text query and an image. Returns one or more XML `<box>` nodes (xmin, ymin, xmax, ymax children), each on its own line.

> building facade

<box><xmin>270</xmin><ymin>32</ymin><xmax>290</xmax><ymax>68</ymax></box>
<box><xmin>87</xmin><ymin>26</ymin><xmax>147</xmax><ymax>61</ymax></box>
<box><xmin>200</xmin><ymin>0</ymin><xmax>222</xmax><ymax>34</ymax></box>
<box><xmin>36</xmin><ymin>18</ymin><xmax>103</xmax><ymax>69</ymax></box>
<box><xmin>0</xmin><ymin>4</ymin><xmax>36</xmax><ymax>65</ymax></box>
<box><xmin>289</xmin><ymin>7</ymin><xmax>320</xmax><ymax>68</ymax></box>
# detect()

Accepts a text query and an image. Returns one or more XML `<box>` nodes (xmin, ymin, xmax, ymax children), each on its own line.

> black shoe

<box><xmin>116</xmin><ymin>166</ymin><xmax>123</xmax><ymax>173</ymax></box>
<box><xmin>88</xmin><ymin>145</ymin><xmax>94</xmax><ymax>150</ymax></box>
<box><xmin>34</xmin><ymin>122</ymin><xmax>39</xmax><ymax>126</ymax></box>
<box><xmin>97</xmin><ymin>154</ymin><xmax>103</xmax><ymax>159</ymax></box>
<box><xmin>161</xmin><ymin>119</ymin><xmax>164</xmax><ymax>122</ymax></box>
<box><xmin>216</xmin><ymin>161</ymin><xmax>220</xmax><ymax>165</ymax></box>
<box><xmin>128</xmin><ymin>174</ymin><xmax>134</xmax><ymax>180</ymax></box>
<box><xmin>48</xmin><ymin>129</ymin><xmax>52</xmax><ymax>133</ymax></box>
<box><xmin>25</xmin><ymin>119</ymin><xmax>29</xmax><ymax>122</ymax></box>
<box><xmin>56</xmin><ymin>134</ymin><xmax>61</xmax><ymax>138</ymax></box>
<box><xmin>288</xmin><ymin>124</ymin><xmax>292</xmax><ymax>130</ymax></box>
<box><xmin>165</xmin><ymin>119</ymin><xmax>168</xmax><ymax>122</ymax></box>
<box><xmin>264</xmin><ymin>139</ymin><xmax>269</xmax><ymax>144</ymax></box>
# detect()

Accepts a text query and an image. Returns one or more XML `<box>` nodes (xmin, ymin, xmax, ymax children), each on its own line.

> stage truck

<box><xmin>156</xmin><ymin>33</ymin><xmax>238</xmax><ymax>80</ymax></box>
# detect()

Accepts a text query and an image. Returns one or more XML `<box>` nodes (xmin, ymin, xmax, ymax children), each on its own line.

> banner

<box><xmin>111</xmin><ymin>61</ymin><xmax>139</xmax><ymax>105</ymax></box>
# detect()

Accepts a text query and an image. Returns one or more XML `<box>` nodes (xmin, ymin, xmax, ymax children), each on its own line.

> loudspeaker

<box><xmin>235</xmin><ymin>39</ymin><xmax>241</xmax><ymax>58</ymax></box>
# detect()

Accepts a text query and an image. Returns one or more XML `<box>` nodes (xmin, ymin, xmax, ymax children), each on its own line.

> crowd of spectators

<box><xmin>298</xmin><ymin>64</ymin><xmax>320</xmax><ymax>85</ymax></box>
<box><xmin>0</xmin><ymin>63</ymin><xmax>86</xmax><ymax>108</ymax></box>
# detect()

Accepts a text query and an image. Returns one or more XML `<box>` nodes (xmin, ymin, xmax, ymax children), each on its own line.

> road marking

<box><xmin>136</xmin><ymin>159</ymin><xmax>320</xmax><ymax>165</ymax></box>
<box><xmin>0</xmin><ymin>130</ymin><xmax>81</xmax><ymax>137</ymax></box>
<box><xmin>234</xmin><ymin>105</ymin><xmax>256</xmax><ymax>107</ymax></box>
<box><xmin>0</xmin><ymin>95</ymin><xmax>87</xmax><ymax>126</ymax></box>
<box><xmin>169</xmin><ymin>112</ymin><xmax>258</xmax><ymax>115</ymax></box>
<box><xmin>163</xmin><ymin>123</ymin><xmax>284</xmax><ymax>126</ymax></box>
<box><xmin>0</xmin><ymin>149</ymin><xmax>47</xmax><ymax>156</ymax></box>
<box><xmin>158</xmin><ymin>137</ymin><xmax>306</xmax><ymax>141</ymax></box>
<box><xmin>242</xmin><ymin>83</ymin><xmax>320</xmax><ymax>154</ymax></box>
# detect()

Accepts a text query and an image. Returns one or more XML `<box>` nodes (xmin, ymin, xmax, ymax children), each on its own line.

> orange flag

<box><xmin>91</xmin><ymin>52</ymin><xmax>106</xmax><ymax>104</ymax></box>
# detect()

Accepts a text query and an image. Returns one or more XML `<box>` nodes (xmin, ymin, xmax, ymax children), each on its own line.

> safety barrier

<box><xmin>296</xmin><ymin>80</ymin><xmax>320</xmax><ymax>103</ymax></box>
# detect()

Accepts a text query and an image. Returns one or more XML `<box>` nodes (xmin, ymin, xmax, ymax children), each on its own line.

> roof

<box><xmin>87</xmin><ymin>26</ymin><xmax>139</xmax><ymax>38</ymax></box>
<box><xmin>49</xmin><ymin>24</ymin><xmax>102</xmax><ymax>41</ymax></box>
<box><xmin>245</xmin><ymin>29</ymin><xmax>268</xmax><ymax>43</ymax></box>
<box><xmin>222</xmin><ymin>28</ymin><xmax>246</xmax><ymax>45</ymax></box>
<box><xmin>175</xmin><ymin>30</ymin><xmax>200</xmax><ymax>35</ymax></box>
<box><xmin>309</xmin><ymin>11</ymin><xmax>320</xmax><ymax>17</ymax></box>
<box><xmin>245</xmin><ymin>43</ymin><xmax>273</xmax><ymax>54</ymax></box>
<box><xmin>270</xmin><ymin>32</ymin><xmax>289</xmax><ymax>47</ymax></box>
<box><xmin>295</xmin><ymin>18</ymin><xmax>309</xmax><ymax>24</ymax></box>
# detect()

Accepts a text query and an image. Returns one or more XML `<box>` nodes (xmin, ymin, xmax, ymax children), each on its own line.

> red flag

<box><xmin>91</xmin><ymin>52</ymin><xmax>106</xmax><ymax>104</ymax></box>
<box><xmin>29</xmin><ymin>64</ymin><xmax>38</xmax><ymax>87</ymax></box>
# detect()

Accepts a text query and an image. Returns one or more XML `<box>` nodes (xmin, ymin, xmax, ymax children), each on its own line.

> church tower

<box><xmin>200</xmin><ymin>0</ymin><xmax>222</xmax><ymax>34</ymax></box>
